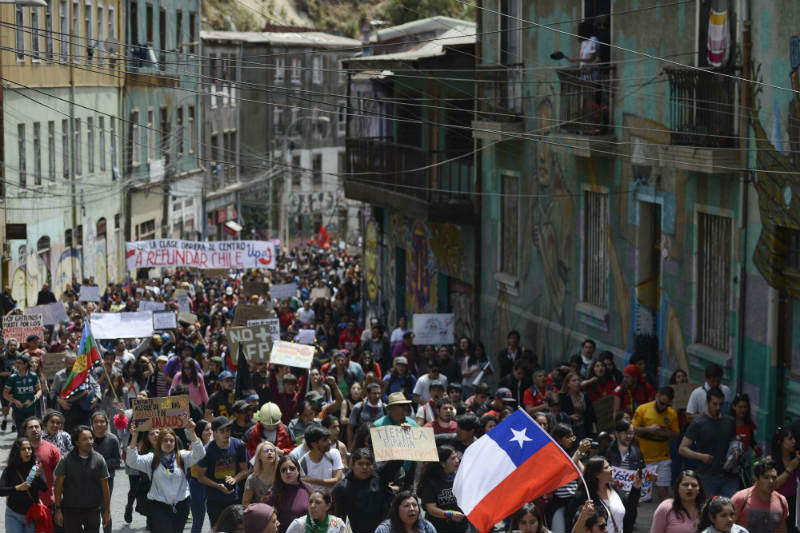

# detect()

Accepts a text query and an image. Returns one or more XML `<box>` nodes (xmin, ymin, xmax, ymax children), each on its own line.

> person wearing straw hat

<box><xmin>374</xmin><ymin>392</ymin><xmax>418</xmax><ymax>428</ymax></box>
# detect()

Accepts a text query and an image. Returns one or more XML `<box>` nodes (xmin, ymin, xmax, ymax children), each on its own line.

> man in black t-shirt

<box><xmin>205</xmin><ymin>371</ymin><xmax>235</xmax><ymax>419</ymax></box>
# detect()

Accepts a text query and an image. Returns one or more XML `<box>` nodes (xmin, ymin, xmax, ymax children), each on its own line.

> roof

<box><xmin>346</xmin><ymin>25</ymin><xmax>475</xmax><ymax>65</ymax></box>
<box><xmin>376</xmin><ymin>16</ymin><xmax>476</xmax><ymax>42</ymax></box>
<box><xmin>200</xmin><ymin>30</ymin><xmax>361</xmax><ymax>48</ymax></box>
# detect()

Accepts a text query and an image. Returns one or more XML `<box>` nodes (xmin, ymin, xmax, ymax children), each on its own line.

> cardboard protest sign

<box><xmin>175</xmin><ymin>290</ymin><xmax>191</xmax><ymax>313</ymax></box>
<box><xmin>412</xmin><ymin>314</ymin><xmax>455</xmax><ymax>345</ymax></box>
<box><xmin>370</xmin><ymin>426</ymin><xmax>439</xmax><ymax>463</ymax></box>
<box><xmin>309</xmin><ymin>287</ymin><xmax>331</xmax><ymax>301</ymax></box>
<box><xmin>671</xmin><ymin>383</ymin><xmax>697</xmax><ymax>411</ymax></box>
<box><xmin>42</xmin><ymin>352</ymin><xmax>65</xmax><ymax>380</ymax></box>
<box><xmin>270</xmin><ymin>283</ymin><xmax>297</xmax><ymax>300</ymax></box>
<box><xmin>79</xmin><ymin>286</ymin><xmax>101</xmax><ymax>302</ymax></box>
<box><xmin>233</xmin><ymin>304</ymin><xmax>271</xmax><ymax>326</ymax></box>
<box><xmin>126</xmin><ymin>240</ymin><xmax>276</xmax><ymax>270</ymax></box>
<box><xmin>2</xmin><ymin>314</ymin><xmax>43</xmax><ymax>343</ymax></box>
<box><xmin>243</xmin><ymin>280</ymin><xmax>269</xmax><ymax>296</ymax></box>
<box><xmin>226</xmin><ymin>324</ymin><xmax>274</xmax><ymax>362</ymax></box>
<box><xmin>24</xmin><ymin>303</ymin><xmax>68</xmax><ymax>326</ymax></box>
<box><xmin>611</xmin><ymin>465</ymin><xmax>658</xmax><ymax>502</ymax></box>
<box><xmin>203</xmin><ymin>268</ymin><xmax>230</xmax><ymax>279</ymax></box>
<box><xmin>153</xmin><ymin>310</ymin><xmax>178</xmax><ymax>331</ymax></box>
<box><xmin>177</xmin><ymin>312</ymin><xmax>198</xmax><ymax>324</ymax></box>
<box><xmin>593</xmin><ymin>394</ymin><xmax>616</xmax><ymax>431</ymax></box>
<box><xmin>90</xmin><ymin>312</ymin><xmax>154</xmax><ymax>339</ymax></box>
<box><xmin>132</xmin><ymin>395</ymin><xmax>190</xmax><ymax>431</ymax></box>
<box><xmin>296</xmin><ymin>329</ymin><xmax>315</xmax><ymax>345</ymax></box>
<box><xmin>139</xmin><ymin>300</ymin><xmax>166</xmax><ymax>312</ymax></box>
<box><xmin>247</xmin><ymin>318</ymin><xmax>280</xmax><ymax>342</ymax></box>
<box><xmin>270</xmin><ymin>341</ymin><xmax>315</xmax><ymax>369</ymax></box>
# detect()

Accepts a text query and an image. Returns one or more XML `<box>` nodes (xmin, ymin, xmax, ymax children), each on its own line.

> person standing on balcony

<box><xmin>567</xmin><ymin>20</ymin><xmax>599</xmax><ymax>80</ymax></box>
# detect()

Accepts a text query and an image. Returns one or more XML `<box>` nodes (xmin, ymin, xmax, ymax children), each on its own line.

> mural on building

<box><xmin>407</xmin><ymin>222</ymin><xmax>435</xmax><ymax>313</ymax></box>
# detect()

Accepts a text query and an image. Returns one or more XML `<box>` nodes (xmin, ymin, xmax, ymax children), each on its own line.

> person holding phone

<box><xmin>567</xmin><ymin>456</ymin><xmax>642</xmax><ymax>533</ymax></box>
<box><xmin>0</xmin><ymin>437</ymin><xmax>47</xmax><ymax>533</ymax></box>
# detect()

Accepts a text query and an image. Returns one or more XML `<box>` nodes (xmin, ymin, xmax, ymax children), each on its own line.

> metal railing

<box><xmin>476</xmin><ymin>64</ymin><xmax>524</xmax><ymax>121</ymax></box>
<box><xmin>666</xmin><ymin>67</ymin><xmax>738</xmax><ymax>148</ymax></box>
<box><xmin>557</xmin><ymin>65</ymin><xmax>614</xmax><ymax>135</ymax></box>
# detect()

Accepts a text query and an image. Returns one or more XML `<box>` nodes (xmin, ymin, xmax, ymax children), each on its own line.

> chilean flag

<box><xmin>453</xmin><ymin>409</ymin><xmax>584</xmax><ymax>532</ymax></box>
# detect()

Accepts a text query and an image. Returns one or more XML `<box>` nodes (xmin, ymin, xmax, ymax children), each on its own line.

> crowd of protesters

<box><xmin>0</xmin><ymin>244</ymin><xmax>797</xmax><ymax>533</ymax></box>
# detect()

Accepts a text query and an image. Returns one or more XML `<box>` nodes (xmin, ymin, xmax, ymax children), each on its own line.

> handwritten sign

<box><xmin>593</xmin><ymin>394</ymin><xmax>616</xmax><ymax>431</ymax></box>
<box><xmin>139</xmin><ymin>300</ymin><xmax>165</xmax><ymax>312</ymax></box>
<box><xmin>671</xmin><ymin>383</ymin><xmax>697</xmax><ymax>411</ymax></box>
<box><xmin>126</xmin><ymin>240</ymin><xmax>277</xmax><ymax>270</ymax></box>
<box><xmin>226</xmin><ymin>324</ymin><xmax>274</xmax><ymax>362</ymax></box>
<box><xmin>247</xmin><ymin>318</ymin><xmax>281</xmax><ymax>342</ymax></box>
<box><xmin>610</xmin><ymin>465</ymin><xmax>658</xmax><ymax>502</ymax></box>
<box><xmin>90</xmin><ymin>311</ymin><xmax>154</xmax><ymax>339</ymax></box>
<box><xmin>79</xmin><ymin>285</ymin><xmax>101</xmax><ymax>302</ymax></box>
<box><xmin>309</xmin><ymin>287</ymin><xmax>331</xmax><ymax>301</ymax></box>
<box><xmin>233</xmin><ymin>304</ymin><xmax>271</xmax><ymax>326</ymax></box>
<box><xmin>153</xmin><ymin>310</ymin><xmax>178</xmax><ymax>331</ymax></box>
<box><xmin>297</xmin><ymin>328</ymin><xmax>315</xmax><ymax>345</ymax></box>
<box><xmin>2</xmin><ymin>314</ymin><xmax>44</xmax><ymax>343</ymax></box>
<box><xmin>175</xmin><ymin>290</ymin><xmax>191</xmax><ymax>313</ymax></box>
<box><xmin>412</xmin><ymin>314</ymin><xmax>454</xmax><ymax>345</ymax></box>
<box><xmin>270</xmin><ymin>283</ymin><xmax>297</xmax><ymax>300</ymax></box>
<box><xmin>177</xmin><ymin>312</ymin><xmax>198</xmax><ymax>324</ymax></box>
<box><xmin>132</xmin><ymin>395</ymin><xmax>190</xmax><ymax>431</ymax></box>
<box><xmin>24</xmin><ymin>303</ymin><xmax>68</xmax><ymax>326</ymax></box>
<box><xmin>42</xmin><ymin>352</ymin><xmax>65</xmax><ymax>380</ymax></box>
<box><xmin>270</xmin><ymin>341</ymin><xmax>315</xmax><ymax>369</ymax></box>
<box><xmin>370</xmin><ymin>426</ymin><xmax>439</xmax><ymax>463</ymax></box>
<box><xmin>243</xmin><ymin>280</ymin><xmax>269</xmax><ymax>297</ymax></box>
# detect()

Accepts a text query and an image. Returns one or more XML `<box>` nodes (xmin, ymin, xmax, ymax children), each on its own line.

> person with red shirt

<box><xmin>22</xmin><ymin>416</ymin><xmax>61</xmax><ymax>508</ymax></box>
<box><xmin>523</xmin><ymin>369</ymin><xmax>559</xmax><ymax>415</ymax></box>
<box><xmin>338</xmin><ymin>320</ymin><xmax>362</xmax><ymax>355</ymax></box>
<box><xmin>245</xmin><ymin>402</ymin><xmax>295</xmax><ymax>457</ymax></box>
<box><xmin>423</xmin><ymin>398</ymin><xmax>457</xmax><ymax>435</ymax></box>
<box><xmin>268</xmin><ymin>368</ymin><xmax>303</xmax><ymax>425</ymax></box>
<box><xmin>614</xmin><ymin>364</ymin><xmax>655</xmax><ymax>419</ymax></box>
<box><xmin>582</xmin><ymin>359</ymin><xmax>617</xmax><ymax>402</ymax></box>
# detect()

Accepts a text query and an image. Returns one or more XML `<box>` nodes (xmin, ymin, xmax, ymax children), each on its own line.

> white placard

<box><xmin>412</xmin><ymin>314</ymin><xmax>455</xmax><ymax>345</ymax></box>
<box><xmin>297</xmin><ymin>328</ymin><xmax>316</xmax><ymax>345</ymax></box>
<box><xmin>90</xmin><ymin>311</ymin><xmax>154</xmax><ymax>339</ymax></box>
<box><xmin>24</xmin><ymin>303</ymin><xmax>69</xmax><ymax>326</ymax></box>
<box><xmin>270</xmin><ymin>341</ymin><xmax>315</xmax><ymax>369</ymax></box>
<box><xmin>2</xmin><ymin>314</ymin><xmax>43</xmax><ymax>343</ymax></box>
<box><xmin>270</xmin><ymin>282</ymin><xmax>297</xmax><ymax>300</ymax></box>
<box><xmin>79</xmin><ymin>286</ymin><xmax>101</xmax><ymax>302</ymax></box>
<box><xmin>139</xmin><ymin>300</ymin><xmax>166</xmax><ymax>312</ymax></box>
<box><xmin>247</xmin><ymin>318</ymin><xmax>281</xmax><ymax>342</ymax></box>
<box><xmin>176</xmin><ymin>291</ymin><xmax>191</xmax><ymax>313</ymax></box>
<box><xmin>152</xmin><ymin>310</ymin><xmax>178</xmax><ymax>331</ymax></box>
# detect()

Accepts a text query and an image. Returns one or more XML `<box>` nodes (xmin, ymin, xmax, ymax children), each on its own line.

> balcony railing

<box><xmin>666</xmin><ymin>67</ymin><xmax>738</xmax><ymax>148</ymax></box>
<box><xmin>476</xmin><ymin>64</ymin><xmax>524</xmax><ymax>121</ymax></box>
<box><xmin>557</xmin><ymin>65</ymin><xmax>614</xmax><ymax>135</ymax></box>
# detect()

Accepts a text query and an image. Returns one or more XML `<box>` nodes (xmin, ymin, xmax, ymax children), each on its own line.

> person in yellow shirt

<box><xmin>632</xmin><ymin>386</ymin><xmax>680</xmax><ymax>503</ymax></box>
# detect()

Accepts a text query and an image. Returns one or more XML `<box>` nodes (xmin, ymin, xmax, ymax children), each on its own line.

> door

<box><xmin>635</xmin><ymin>201</ymin><xmax>662</xmax><ymax>381</ymax></box>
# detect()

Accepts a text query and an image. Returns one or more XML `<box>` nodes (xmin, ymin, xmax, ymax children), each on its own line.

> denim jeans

<box><xmin>189</xmin><ymin>478</ymin><xmax>206</xmax><ymax>533</ymax></box>
<box><xmin>6</xmin><ymin>508</ymin><xmax>35</xmax><ymax>533</ymax></box>
<box><xmin>699</xmin><ymin>473</ymin><xmax>739</xmax><ymax>498</ymax></box>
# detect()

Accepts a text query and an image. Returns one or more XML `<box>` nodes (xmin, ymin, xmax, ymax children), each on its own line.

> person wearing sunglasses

<box><xmin>265</xmin><ymin>455</ymin><xmax>313</xmax><ymax>533</ymax></box>
<box><xmin>571</xmin><ymin>500</ymin><xmax>610</xmax><ymax>533</ymax></box>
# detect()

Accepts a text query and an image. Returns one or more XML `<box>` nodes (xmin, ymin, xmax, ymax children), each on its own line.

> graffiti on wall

<box><xmin>407</xmin><ymin>222</ymin><xmax>435</xmax><ymax>313</ymax></box>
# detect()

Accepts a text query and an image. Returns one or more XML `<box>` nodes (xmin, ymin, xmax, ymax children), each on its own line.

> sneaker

<box><xmin>1</xmin><ymin>420</ymin><xmax>6</xmax><ymax>431</ymax></box>
<box><xmin>125</xmin><ymin>505</ymin><xmax>133</xmax><ymax>524</ymax></box>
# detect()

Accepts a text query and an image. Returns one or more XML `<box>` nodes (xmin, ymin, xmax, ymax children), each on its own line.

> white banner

<box><xmin>152</xmin><ymin>310</ymin><xmax>178</xmax><ymax>331</ymax></box>
<box><xmin>126</xmin><ymin>239</ymin><xmax>277</xmax><ymax>270</ymax></box>
<box><xmin>412</xmin><ymin>314</ymin><xmax>455</xmax><ymax>345</ymax></box>
<box><xmin>270</xmin><ymin>283</ymin><xmax>297</xmax><ymax>300</ymax></box>
<box><xmin>139</xmin><ymin>300</ymin><xmax>166</xmax><ymax>312</ymax></box>
<box><xmin>79</xmin><ymin>286</ymin><xmax>101</xmax><ymax>302</ymax></box>
<box><xmin>270</xmin><ymin>341</ymin><xmax>315</xmax><ymax>369</ymax></box>
<box><xmin>90</xmin><ymin>312</ymin><xmax>154</xmax><ymax>339</ymax></box>
<box><xmin>25</xmin><ymin>303</ymin><xmax>69</xmax><ymax>326</ymax></box>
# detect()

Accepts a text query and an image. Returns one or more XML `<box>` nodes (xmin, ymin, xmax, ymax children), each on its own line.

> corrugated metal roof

<box><xmin>376</xmin><ymin>16</ymin><xmax>475</xmax><ymax>42</ymax></box>
<box><xmin>200</xmin><ymin>30</ymin><xmax>361</xmax><ymax>48</ymax></box>
<box><xmin>348</xmin><ymin>25</ymin><xmax>475</xmax><ymax>64</ymax></box>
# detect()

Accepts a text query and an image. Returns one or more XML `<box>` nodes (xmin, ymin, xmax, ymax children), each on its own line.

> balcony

<box><xmin>344</xmin><ymin>137</ymin><xmax>474</xmax><ymax>223</ymax></box>
<box><xmin>550</xmin><ymin>65</ymin><xmax>617</xmax><ymax>158</ymax></box>
<box><xmin>660</xmin><ymin>67</ymin><xmax>740</xmax><ymax>173</ymax></box>
<box><xmin>472</xmin><ymin>65</ymin><xmax>524</xmax><ymax>141</ymax></box>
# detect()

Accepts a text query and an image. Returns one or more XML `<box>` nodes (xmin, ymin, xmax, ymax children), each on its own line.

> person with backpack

<box><xmin>298</xmin><ymin>425</ymin><xmax>344</xmax><ymax>491</ymax></box>
<box><xmin>731</xmin><ymin>457</ymin><xmax>789</xmax><ymax>533</ymax></box>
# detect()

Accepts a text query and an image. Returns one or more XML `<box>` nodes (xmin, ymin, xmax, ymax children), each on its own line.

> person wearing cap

<box><xmin>243</xmin><ymin>502</ymin><xmax>280</xmax><ymax>533</ymax></box>
<box><xmin>416</xmin><ymin>379</ymin><xmax>446</xmax><ymax>426</ymax></box>
<box><xmin>204</xmin><ymin>355</ymin><xmax>224</xmax><ymax>394</ymax></box>
<box><xmin>146</xmin><ymin>355</ymin><xmax>173</xmax><ymax>399</ymax></box>
<box><xmin>205</xmin><ymin>370</ymin><xmax>235</xmax><ymax>419</ymax></box>
<box><xmin>269</xmin><ymin>369</ymin><xmax>302</xmax><ymax>425</ymax></box>
<box><xmin>382</xmin><ymin>356</ymin><xmax>417</xmax><ymax>403</ymax></box>
<box><xmin>412</xmin><ymin>360</ymin><xmax>448</xmax><ymax>406</ymax></box>
<box><xmin>3</xmin><ymin>354</ymin><xmax>41</xmax><ymax>434</ymax></box>
<box><xmin>246</xmin><ymin>402</ymin><xmax>295</xmax><ymax>457</ymax></box>
<box><xmin>390</xmin><ymin>332</ymin><xmax>419</xmax><ymax>375</ymax></box>
<box><xmin>613</xmin><ymin>364</ymin><xmax>656</xmax><ymax>419</ymax></box>
<box><xmin>231</xmin><ymin>400</ymin><xmax>255</xmax><ymax>442</ymax></box>
<box><xmin>196</xmin><ymin>416</ymin><xmax>249</xmax><ymax>525</ymax></box>
<box><xmin>484</xmin><ymin>387</ymin><xmax>517</xmax><ymax>419</ymax></box>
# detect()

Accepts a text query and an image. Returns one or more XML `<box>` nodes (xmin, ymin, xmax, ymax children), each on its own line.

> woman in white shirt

<box><xmin>567</xmin><ymin>456</ymin><xmax>642</xmax><ymax>533</ymax></box>
<box><xmin>285</xmin><ymin>489</ymin><xmax>347</xmax><ymax>533</ymax></box>
<box><xmin>126</xmin><ymin>419</ymin><xmax>206</xmax><ymax>533</ymax></box>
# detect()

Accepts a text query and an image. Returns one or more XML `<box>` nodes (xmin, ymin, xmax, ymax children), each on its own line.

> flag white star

<box><xmin>509</xmin><ymin>427</ymin><xmax>532</xmax><ymax>448</ymax></box>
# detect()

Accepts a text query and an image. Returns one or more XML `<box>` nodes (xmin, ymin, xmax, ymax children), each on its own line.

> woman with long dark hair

<box><xmin>730</xmin><ymin>394</ymin><xmax>758</xmax><ymax>486</ymax></box>
<box><xmin>650</xmin><ymin>470</ymin><xmax>705</xmax><ymax>533</ymax></box>
<box><xmin>419</xmin><ymin>445</ymin><xmax>467</xmax><ymax>532</ymax></box>
<box><xmin>560</xmin><ymin>372</ymin><xmax>597</xmax><ymax>441</ymax></box>
<box><xmin>126</xmin><ymin>421</ymin><xmax>205</xmax><ymax>533</ymax></box>
<box><xmin>0</xmin><ymin>437</ymin><xmax>48</xmax><ymax>533</ymax></box>
<box><xmin>696</xmin><ymin>496</ymin><xmax>747</xmax><ymax>533</ymax></box>
<box><xmin>548</xmin><ymin>423</ymin><xmax>591</xmax><ymax>532</ymax></box>
<box><xmin>265</xmin><ymin>455</ymin><xmax>313</xmax><ymax>533</ymax></box>
<box><xmin>582</xmin><ymin>360</ymin><xmax>617</xmax><ymax>402</ymax></box>
<box><xmin>170</xmin><ymin>357</ymin><xmax>208</xmax><ymax>409</ymax></box>
<box><xmin>189</xmin><ymin>419</ymin><xmax>214</xmax><ymax>533</ymax></box>
<box><xmin>375</xmin><ymin>491</ymin><xmax>437</xmax><ymax>533</ymax></box>
<box><xmin>285</xmin><ymin>489</ymin><xmax>346</xmax><ymax>533</ymax></box>
<box><xmin>567</xmin><ymin>456</ymin><xmax>641</xmax><ymax>533</ymax></box>
<box><xmin>507</xmin><ymin>502</ymin><xmax>551</xmax><ymax>533</ymax></box>
<box><xmin>772</xmin><ymin>427</ymin><xmax>800</xmax><ymax>533</ymax></box>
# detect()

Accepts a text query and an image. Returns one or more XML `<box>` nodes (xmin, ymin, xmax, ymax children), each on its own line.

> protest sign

<box><xmin>42</xmin><ymin>352</ymin><xmax>65</xmax><ymax>380</ymax></box>
<box><xmin>132</xmin><ymin>395</ymin><xmax>190</xmax><ymax>431</ymax></box>
<box><xmin>178</xmin><ymin>312</ymin><xmax>198</xmax><ymax>324</ymax></box>
<box><xmin>270</xmin><ymin>341</ymin><xmax>315</xmax><ymax>369</ymax></box>
<box><xmin>309</xmin><ymin>287</ymin><xmax>331</xmax><ymax>301</ymax></box>
<box><xmin>139</xmin><ymin>300</ymin><xmax>165</xmax><ymax>312</ymax></box>
<box><xmin>175</xmin><ymin>291</ymin><xmax>191</xmax><ymax>314</ymax></box>
<box><xmin>79</xmin><ymin>285</ymin><xmax>101</xmax><ymax>302</ymax></box>
<box><xmin>90</xmin><ymin>312</ymin><xmax>154</xmax><ymax>339</ymax></box>
<box><xmin>412</xmin><ymin>314</ymin><xmax>455</xmax><ymax>345</ymax></box>
<box><xmin>233</xmin><ymin>304</ymin><xmax>271</xmax><ymax>326</ymax></box>
<box><xmin>370</xmin><ymin>426</ymin><xmax>439</xmax><ymax>463</ymax></box>
<box><xmin>243</xmin><ymin>280</ymin><xmax>269</xmax><ymax>297</ymax></box>
<box><xmin>247</xmin><ymin>318</ymin><xmax>280</xmax><ymax>342</ymax></box>
<box><xmin>226</xmin><ymin>324</ymin><xmax>274</xmax><ymax>362</ymax></box>
<box><xmin>297</xmin><ymin>329</ymin><xmax>315</xmax><ymax>345</ymax></box>
<box><xmin>203</xmin><ymin>268</ymin><xmax>230</xmax><ymax>279</ymax></box>
<box><xmin>270</xmin><ymin>283</ymin><xmax>297</xmax><ymax>300</ymax></box>
<box><xmin>593</xmin><ymin>395</ymin><xmax>616</xmax><ymax>431</ymax></box>
<box><xmin>671</xmin><ymin>383</ymin><xmax>697</xmax><ymax>411</ymax></box>
<box><xmin>24</xmin><ymin>303</ymin><xmax>68</xmax><ymax>326</ymax></box>
<box><xmin>611</xmin><ymin>465</ymin><xmax>658</xmax><ymax>502</ymax></box>
<box><xmin>2</xmin><ymin>314</ymin><xmax>43</xmax><ymax>343</ymax></box>
<box><xmin>126</xmin><ymin>240</ymin><xmax>276</xmax><ymax>270</ymax></box>
<box><xmin>153</xmin><ymin>310</ymin><xmax>178</xmax><ymax>331</ymax></box>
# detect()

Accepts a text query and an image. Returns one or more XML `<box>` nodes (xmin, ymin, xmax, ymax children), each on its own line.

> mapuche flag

<box><xmin>60</xmin><ymin>322</ymin><xmax>101</xmax><ymax>398</ymax></box>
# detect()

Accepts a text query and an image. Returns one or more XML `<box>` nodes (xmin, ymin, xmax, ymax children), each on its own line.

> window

<box><xmin>18</xmin><ymin>124</ymin><xmax>26</xmax><ymax>187</ymax></box>
<box><xmin>145</xmin><ymin>3</ymin><xmax>153</xmax><ymax>44</ymax></box>
<box><xmin>337</xmin><ymin>59</ymin><xmax>346</xmax><ymax>85</ymax></box>
<box><xmin>62</xmin><ymin>119</ymin><xmax>69</xmax><ymax>178</ymax></box>
<box><xmin>130</xmin><ymin>110</ymin><xmax>140</xmax><ymax>165</ymax></box>
<box><xmin>158</xmin><ymin>8</ymin><xmax>165</xmax><ymax>69</ymax></box>
<box><xmin>275</xmin><ymin>56</ymin><xmax>285</xmax><ymax>83</ymax></box>
<box><xmin>500</xmin><ymin>0</ymin><xmax>522</xmax><ymax>65</ymax></box>
<box><xmin>176</xmin><ymin>10</ymin><xmax>183</xmax><ymax>60</ymax></box>
<box><xmin>188</xmin><ymin>105</ymin><xmax>196</xmax><ymax>154</ymax></box>
<box><xmin>87</xmin><ymin>117</ymin><xmax>94</xmax><ymax>173</ymax></box>
<box><xmin>312</xmin><ymin>55</ymin><xmax>323</xmax><ymax>84</ymax></box>
<box><xmin>696</xmin><ymin>212</ymin><xmax>732</xmax><ymax>351</ymax></box>
<box><xmin>95</xmin><ymin>3</ymin><xmax>103</xmax><ymax>59</ymax></box>
<box><xmin>582</xmin><ymin>191</ymin><xmax>608</xmax><ymax>308</ymax></box>
<box><xmin>47</xmin><ymin>121</ymin><xmax>55</xmax><ymax>180</ymax></box>
<box><xmin>273</xmin><ymin>106</ymin><xmax>282</xmax><ymax>132</ymax></box>
<box><xmin>138</xmin><ymin>219</ymin><xmax>155</xmax><ymax>240</ymax></box>
<box><xmin>292</xmin><ymin>155</ymin><xmax>301</xmax><ymax>186</ymax></box>
<box><xmin>72</xmin><ymin>0</ymin><xmax>80</xmax><ymax>61</ymax></box>
<box><xmin>188</xmin><ymin>12</ymin><xmax>196</xmax><ymax>54</ymax></box>
<box><xmin>110</xmin><ymin>117</ymin><xmax>117</xmax><ymax>171</ymax></box>
<box><xmin>312</xmin><ymin>153</ymin><xmax>322</xmax><ymax>186</ymax></box>
<box><xmin>230</xmin><ymin>55</ymin><xmax>237</xmax><ymax>107</ymax></box>
<box><xmin>73</xmin><ymin>117</ymin><xmax>81</xmax><ymax>175</ymax></box>
<box><xmin>33</xmin><ymin>122</ymin><xmax>41</xmax><ymax>185</ymax></box>
<box><xmin>159</xmin><ymin>106</ymin><xmax>168</xmax><ymax>159</ymax></box>
<box><xmin>209</xmin><ymin>54</ymin><xmax>218</xmax><ymax>107</ymax></box>
<box><xmin>98</xmin><ymin>116</ymin><xmax>105</xmax><ymax>171</ymax></box>
<box><xmin>500</xmin><ymin>175</ymin><xmax>518</xmax><ymax>276</ymax></box>
<box><xmin>210</xmin><ymin>133</ymin><xmax>219</xmax><ymax>184</ymax></box>
<box><xmin>45</xmin><ymin>1</ymin><xmax>54</xmax><ymax>60</ymax></box>
<box><xmin>146</xmin><ymin>108</ymin><xmax>153</xmax><ymax>160</ymax></box>
<box><xmin>64</xmin><ymin>229</ymin><xmax>72</xmax><ymax>248</ymax></box>
<box><xmin>130</xmin><ymin>1</ymin><xmax>137</xmax><ymax>44</ymax></box>
<box><xmin>176</xmin><ymin>107</ymin><xmax>183</xmax><ymax>156</ymax></box>
<box><xmin>107</xmin><ymin>5</ymin><xmax>114</xmax><ymax>41</ymax></box>
<box><xmin>114</xmin><ymin>213</ymin><xmax>119</xmax><ymax>229</ymax></box>
<box><xmin>31</xmin><ymin>7</ymin><xmax>41</xmax><ymax>59</ymax></box>
<box><xmin>15</xmin><ymin>6</ymin><xmax>24</xmax><ymax>60</ymax></box>
<box><xmin>84</xmin><ymin>0</ymin><xmax>92</xmax><ymax>62</ymax></box>
<box><xmin>59</xmin><ymin>0</ymin><xmax>68</xmax><ymax>58</ymax></box>
<box><xmin>290</xmin><ymin>57</ymin><xmax>301</xmax><ymax>84</ymax></box>
<box><xmin>337</xmin><ymin>101</ymin><xmax>346</xmax><ymax>135</ymax></box>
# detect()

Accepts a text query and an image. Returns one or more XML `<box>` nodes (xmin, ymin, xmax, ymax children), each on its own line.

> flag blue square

<box><xmin>486</xmin><ymin>410</ymin><xmax>552</xmax><ymax>467</ymax></box>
